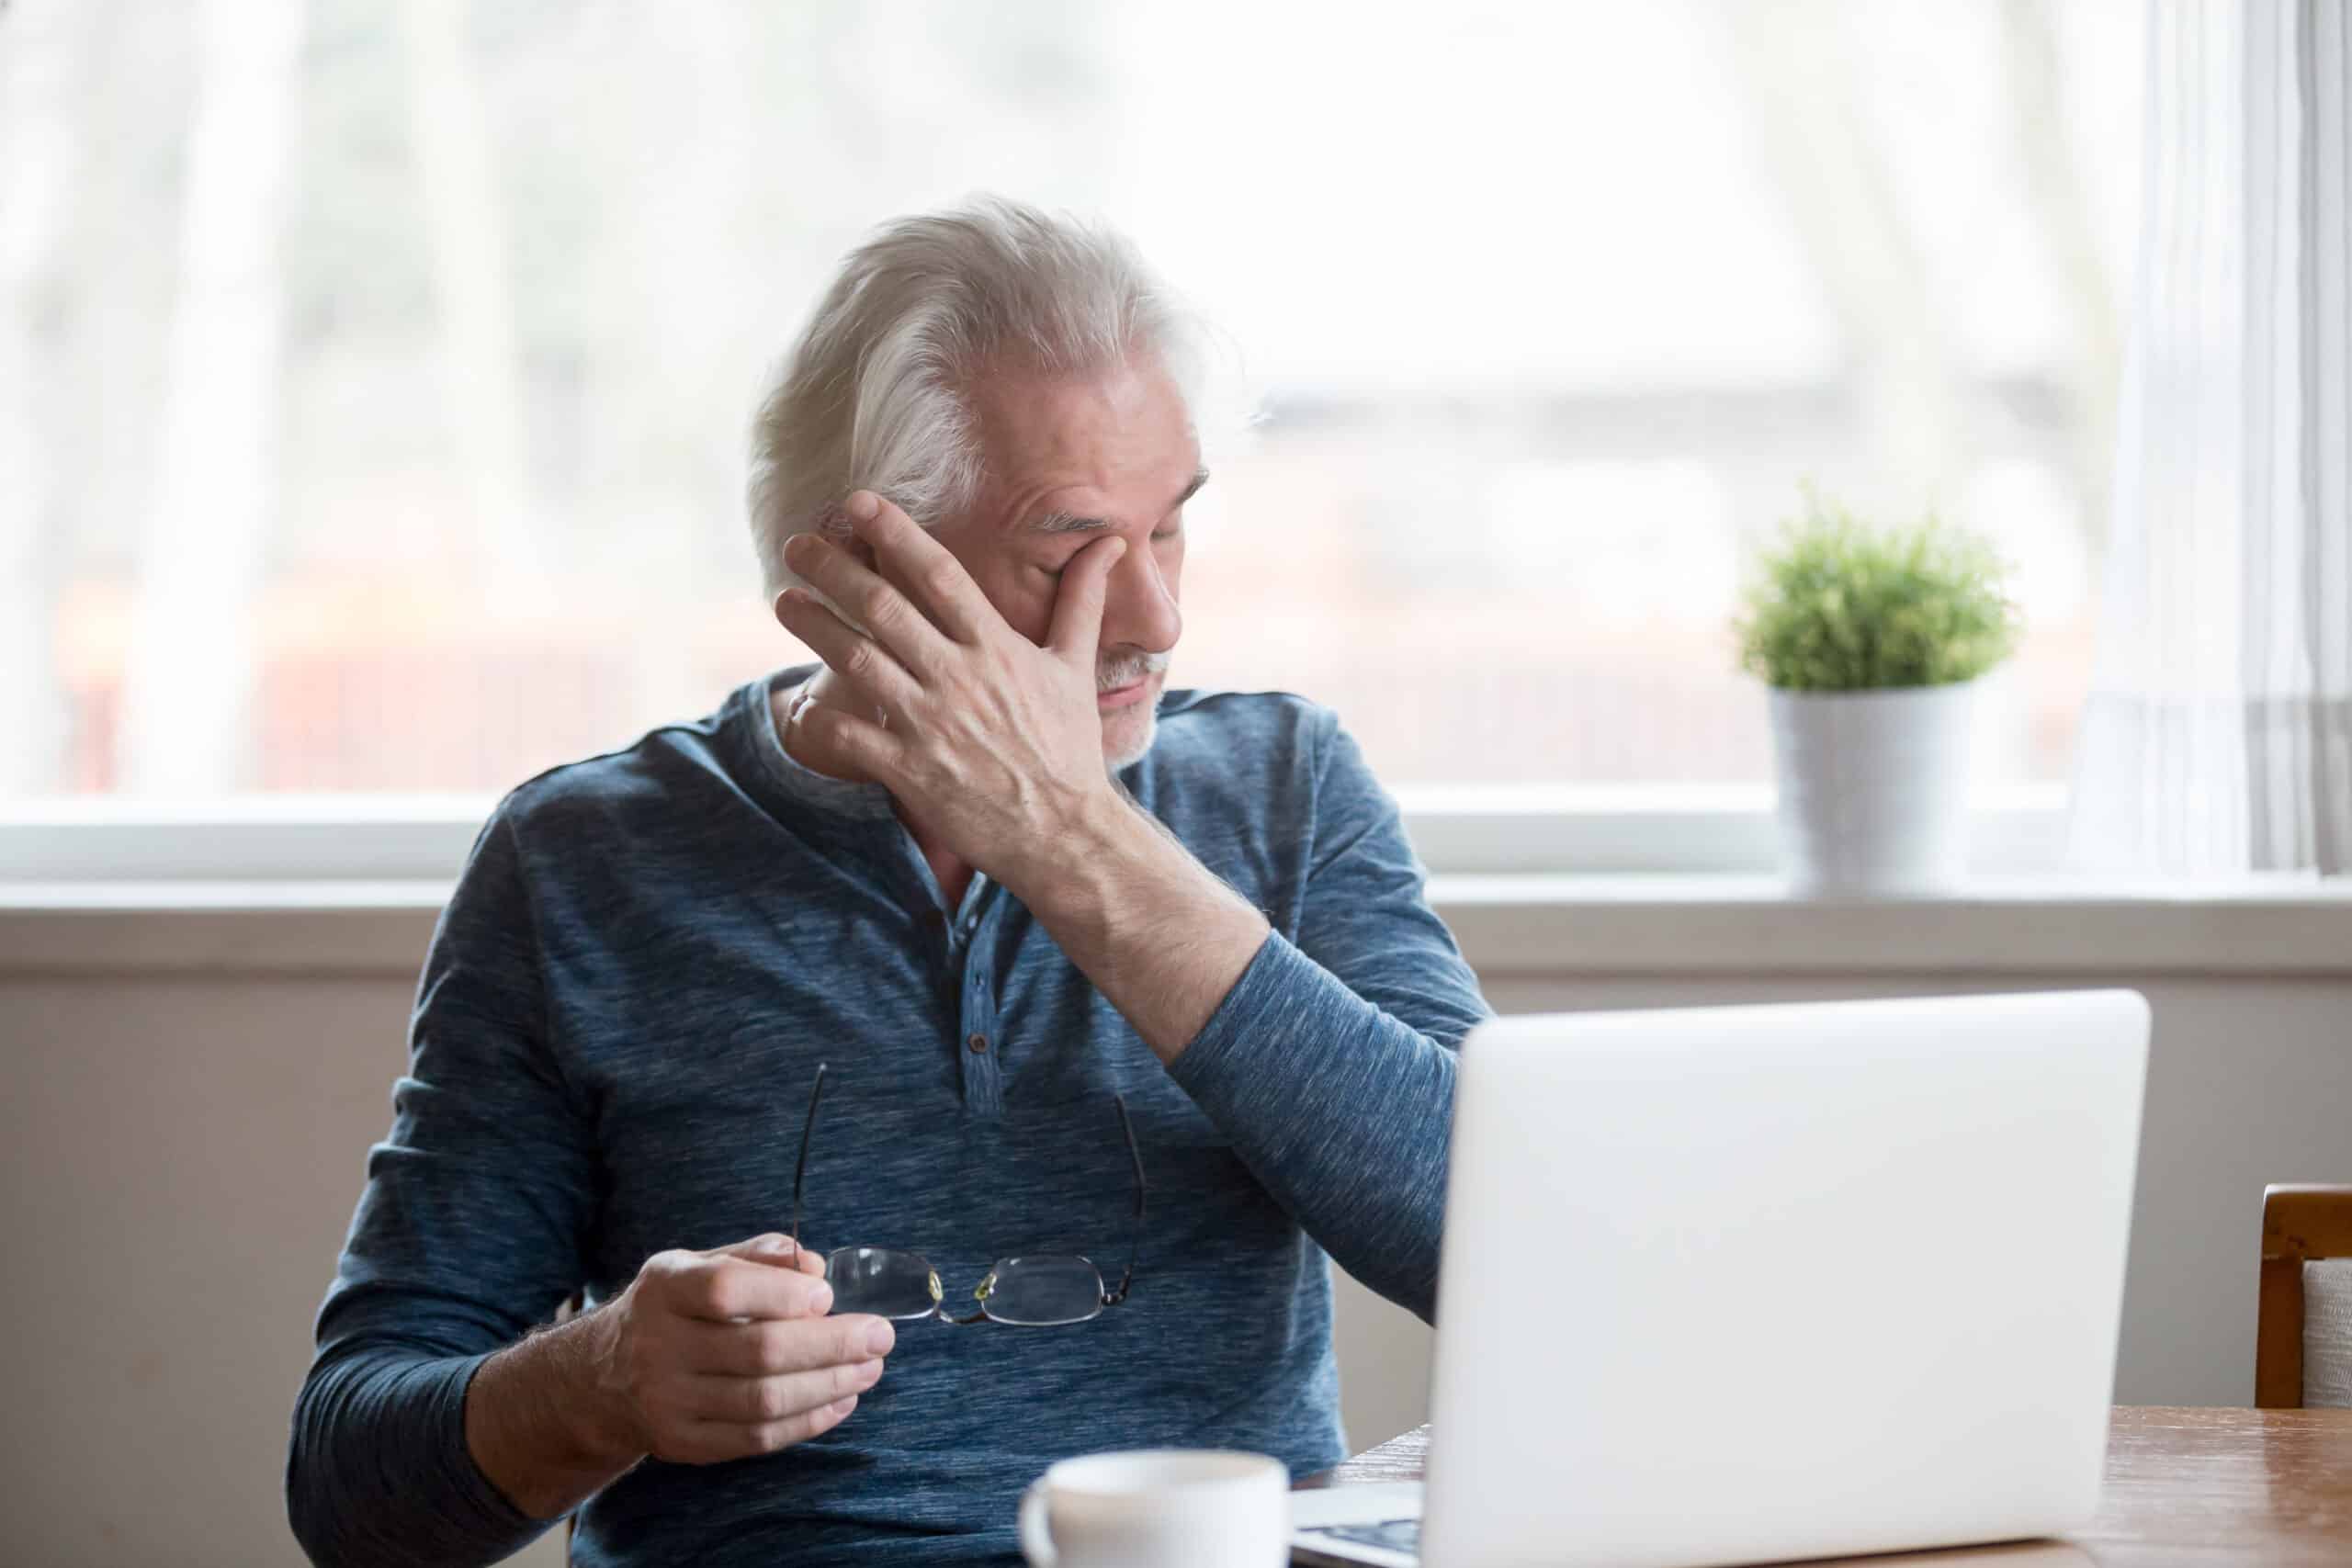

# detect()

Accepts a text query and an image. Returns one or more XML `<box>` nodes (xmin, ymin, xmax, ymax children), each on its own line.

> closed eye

<box><xmin>1036</xmin><ymin>511</ymin><xmax>1187</xmax><ymax>578</ymax></box>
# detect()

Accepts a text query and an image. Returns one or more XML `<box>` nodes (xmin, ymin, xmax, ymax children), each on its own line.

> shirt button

<box><xmin>967</xmin><ymin>1032</ymin><xmax>989</xmax><ymax>1055</ymax></box>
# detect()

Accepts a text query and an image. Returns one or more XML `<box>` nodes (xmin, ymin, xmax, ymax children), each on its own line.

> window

<box><xmin>3</xmin><ymin>0</ymin><xmax>2142</xmax><ymax>803</ymax></box>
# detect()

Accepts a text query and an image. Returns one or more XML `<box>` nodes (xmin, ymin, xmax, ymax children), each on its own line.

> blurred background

<box><xmin>14</xmin><ymin>13</ymin><xmax>2352</xmax><ymax>1565</ymax></box>
<box><xmin>1</xmin><ymin>0</ymin><xmax>2141</xmax><ymax>798</ymax></box>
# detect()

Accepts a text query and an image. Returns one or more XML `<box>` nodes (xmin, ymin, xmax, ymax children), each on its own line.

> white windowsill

<box><xmin>4</xmin><ymin>787</ymin><xmax>2344</xmax><ymax>977</ymax></box>
<box><xmin>0</xmin><ymin>786</ymin><xmax>2074</xmax><ymax>881</ymax></box>
<box><xmin>2</xmin><ymin>874</ymin><xmax>2346</xmax><ymax>978</ymax></box>
<box><xmin>1430</xmin><ymin>875</ymin><xmax>2352</xmax><ymax>976</ymax></box>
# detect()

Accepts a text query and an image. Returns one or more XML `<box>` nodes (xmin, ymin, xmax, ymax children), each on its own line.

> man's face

<box><xmin>926</xmin><ymin>356</ymin><xmax>1200</xmax><ymax>771</ymax></box>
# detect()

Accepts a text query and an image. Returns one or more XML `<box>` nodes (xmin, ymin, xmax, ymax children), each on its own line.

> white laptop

<box><xmin>1292</xmin><ymin>989</ymin><xmax>2149</xmax><ymax>1568</ymax></box>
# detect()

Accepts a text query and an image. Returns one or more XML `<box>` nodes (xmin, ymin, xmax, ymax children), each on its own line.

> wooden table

<box><xmin>1297</xmin><ymin>1406</ymin><xmax>2352</xmax><ymax>1565</ymax></box>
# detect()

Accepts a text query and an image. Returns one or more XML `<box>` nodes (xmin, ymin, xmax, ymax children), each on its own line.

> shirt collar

<box><xmin>728</xmin><ymin>664</ymin><xmax>901</xmax><ymax>823</ymax></box>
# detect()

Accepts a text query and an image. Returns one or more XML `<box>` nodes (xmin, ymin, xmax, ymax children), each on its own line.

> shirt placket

<box><xmin>949</xmin><ymin>877</ymin><xmax>1005</xmax><ymax>1115</ymax></box>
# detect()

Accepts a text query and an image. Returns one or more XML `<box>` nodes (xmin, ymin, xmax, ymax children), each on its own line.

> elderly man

<box><xmin>288</xmin><ymin>197</ymin><xmax>1488</xmax><ymax>1567</ymax></box>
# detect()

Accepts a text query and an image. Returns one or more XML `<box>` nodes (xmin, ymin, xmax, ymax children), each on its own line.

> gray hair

<box><xmin>746</xmin><ymin>196</ymin><xmax>1205</xmax><ymax>595</ymax></box>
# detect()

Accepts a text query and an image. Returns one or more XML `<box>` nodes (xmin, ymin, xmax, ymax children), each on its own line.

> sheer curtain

<box><xmin>2073</xmin><ymin>0</ymin><xmax>2349</xmax><ymax>875</ymax></box>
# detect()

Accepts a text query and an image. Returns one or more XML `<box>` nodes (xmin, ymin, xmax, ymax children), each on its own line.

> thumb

<box><xmin>1046</xmin><ymin>535</ymin><xmax>1125</xmax><ymax>661</ymax></box>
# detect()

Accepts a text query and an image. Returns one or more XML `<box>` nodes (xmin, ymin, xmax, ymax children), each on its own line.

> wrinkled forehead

<box><xmin>966</xmin><ymin>357</ymin><xmax>1200</xmax><ymax>529</ymax></box>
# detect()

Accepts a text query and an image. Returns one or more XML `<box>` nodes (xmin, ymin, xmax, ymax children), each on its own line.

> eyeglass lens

<box><xmin>826</xmin><ymin>1246</ymin><xmax>1106</xmax><ymax>1326</ymax></box>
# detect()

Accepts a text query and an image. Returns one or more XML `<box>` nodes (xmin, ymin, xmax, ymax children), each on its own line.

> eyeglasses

<box><xmin>789</xmin><ymin>1063</ymin><xmax>1148</xmax><ymax>1325</ymax></box>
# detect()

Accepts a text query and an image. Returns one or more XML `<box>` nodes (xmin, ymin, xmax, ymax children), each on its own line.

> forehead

<box><xmin>967</xmin><ymin>358</ymin><xmax>1197</xmax><ymax>523</ymax></box>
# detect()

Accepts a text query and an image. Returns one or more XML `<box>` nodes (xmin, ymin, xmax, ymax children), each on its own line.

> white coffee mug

<box><xmin>1017</xmin><ymin>1449</ymin><xmax>1289</xmax><ymax>1568</ymax></box>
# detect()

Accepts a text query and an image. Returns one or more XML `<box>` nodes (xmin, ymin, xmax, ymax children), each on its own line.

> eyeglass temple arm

<box><xmin>1104</xmin><ymin>1093</ymin><xmax>1146</xmax><ymax>1306</ymax></box>
<box><xmin>791</xmin><ymin>1064</ymin><xmax>830</xmax><ymax>1257</ymax></box>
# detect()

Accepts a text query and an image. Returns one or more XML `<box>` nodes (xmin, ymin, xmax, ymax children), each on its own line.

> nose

<box><xmin>1100</xmin><ymin>532</ymin><xmax>1181</xmax><ymax>656</ymax></box>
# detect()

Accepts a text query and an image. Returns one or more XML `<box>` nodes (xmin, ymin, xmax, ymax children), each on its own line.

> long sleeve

<box><xmin>287</xmin><ymin>806</ymin><xmax>594</xmax><ymax>1567</ymax></box>
<box><xmin>1166</xmin><ymin>716</ymin><xmax>1491</xmax><ymax>1322</ymax></box>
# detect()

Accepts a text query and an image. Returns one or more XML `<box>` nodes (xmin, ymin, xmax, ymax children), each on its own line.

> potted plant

<box><xmin>1734</xmin><ymin>491</ymin><xmax>2020</xmax><ymax>896</ymax></box>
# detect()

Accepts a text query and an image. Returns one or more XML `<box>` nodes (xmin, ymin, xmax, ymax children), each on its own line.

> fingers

<box><xmin>774</xmin><ymin>587</ymin><xmax>923</xmax><ymax>719</ymax></box>
<box><xmin>682</xmin><ymin>1355</ymin><xmax>887</xmax><ymax>1427</ymax></box>
<box><xmin>842</xmin><ymin>490</ymin><xmax>997</xmax><ymax>645</ymax></box>
<box><xmin>703</xmin><ymin>1234</ymin><xmax>824</xmax><ymax>1280</ymax></box>
<box><xmin>682</xmin><ymin>1313</ymin><xmax>896</xmax><ymax>1376</ymax></box>
<box><xmin>791</xmin><ymin>702</ymin><xmax>909</xmax><ymax>783</ymax></box>
<box><xmin>705</xmin><ymin>1233</ymin><xmax>819</xmax><ymax>1271</ymax></box>
<box><xmin>657</xmin><ymin>1249</ymin><xmax>836</xmax><ymax>1323</ymax></box>
<box><xmin>1047</xmin><ymin>536</ymin><xmax>1127</xmax><ymax>660</ymax></box>
<box><xmin>783</xmin><ymin>501</ymin><xmax>960</xmax><ymax>674</ymax></box>
<box><xmin>676</xmin><ymin>1393</ymin><xmax>862</xmax><ymax>1462</ymax></box>
<box><xmin>621</xmin><ymin>1244</ymin><xmax>888</xmax><ymax>1471</ymax></box>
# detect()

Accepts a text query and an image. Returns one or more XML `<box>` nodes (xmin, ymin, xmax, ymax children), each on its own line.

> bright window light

<box><xmin>0</xmin><ymin>0</ymin><xmax>2143</xmax><ymax>798</ymax></box>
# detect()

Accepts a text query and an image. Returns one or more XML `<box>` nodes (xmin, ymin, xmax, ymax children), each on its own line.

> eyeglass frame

<box><xmin>788</xmin><ymin>1061</ymin><xmax>1148</xmax><ymax>1325</ymax></box>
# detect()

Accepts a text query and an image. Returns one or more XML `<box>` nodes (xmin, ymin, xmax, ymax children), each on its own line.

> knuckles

<box><xmin>641</xmin><ymin>1251</ymin><xmax>714</xmax><ymax>1309</ymax></box>
<box><xmin>752</xmin><ymin>1378</ymin><xmax>796</xmax><ymax>1422</ymax></box>
<box><xmin>754</xmin><ymin>1319</ymin><xmax>797</xmax><ymax>1371</ymax></box>
<box><xmin>920</xmin><ymin>560</ymin><xmax>967</xmax><ymax>606</ymax></box>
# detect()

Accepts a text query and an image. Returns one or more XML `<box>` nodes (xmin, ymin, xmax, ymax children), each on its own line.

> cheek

<box><xmin>1012</xmin><ymin>583</ymin><xmax>1061</xmax><ymax>645</ymax></box>
<box><xmin>965</xmin><ymin>561</ymin><xmax>1054</xmax><ymax>644</ymax></box>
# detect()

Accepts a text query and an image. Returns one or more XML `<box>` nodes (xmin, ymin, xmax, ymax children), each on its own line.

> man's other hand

<box><xmin>587</xmin><ymin>1232</ymin><xmax>895</xmax><ymax>1465</ymax></box>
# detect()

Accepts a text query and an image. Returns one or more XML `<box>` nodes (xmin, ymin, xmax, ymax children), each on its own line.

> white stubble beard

<box><xmin>1099</xmin><ymin>649</ymin><xmax>1171</xmax><ymax>773</ymax></box>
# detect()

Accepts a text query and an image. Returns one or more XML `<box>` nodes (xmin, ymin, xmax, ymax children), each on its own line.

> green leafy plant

<box><xmin>1735</xmin><ymin>491</ymin><xmax>2019</xmax><ymax>692</ymax></box>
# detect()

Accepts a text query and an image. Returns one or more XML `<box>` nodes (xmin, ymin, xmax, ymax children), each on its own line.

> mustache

<box><xmin>1097</xmin><ymin>649</ymin><xmax>1170</xmax><ymax>691</ymax></box>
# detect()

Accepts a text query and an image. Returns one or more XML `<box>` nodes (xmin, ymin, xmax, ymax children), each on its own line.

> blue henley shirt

<box><xmin>288</xmin><ymin>665</ymin><xmax>1490</xmax><ymax>1566</ymax></box>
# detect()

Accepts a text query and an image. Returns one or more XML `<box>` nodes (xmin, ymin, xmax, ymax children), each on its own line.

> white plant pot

<box><xmin>1767</xmin><ymin>681</ymin><xmax>1977</xmax><ymax>897</ymax></box>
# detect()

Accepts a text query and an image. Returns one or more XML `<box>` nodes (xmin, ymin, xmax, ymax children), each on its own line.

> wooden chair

<box><xmin>2256</xmin><ymin>1184</ymin><xmax>2352</xmax><ymax>1407</ymax></box>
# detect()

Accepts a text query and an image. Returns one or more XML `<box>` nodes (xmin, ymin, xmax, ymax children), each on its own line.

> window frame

<box><xmin>0</xmin><ymin>786</ymin><xmax>2072</xmax><ymax>885</ymax></box>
